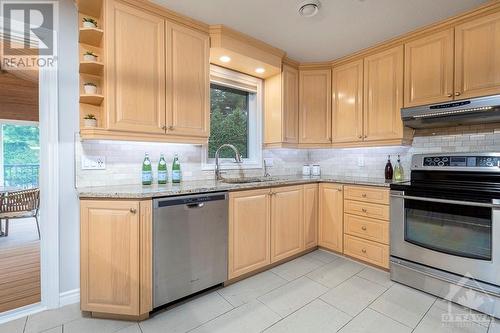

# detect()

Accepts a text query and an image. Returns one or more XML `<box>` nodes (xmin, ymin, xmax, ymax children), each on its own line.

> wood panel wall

<box><xmin>0</xmin><ymin>72</ymin><xmax>39</xmax><ymax>122</ymax></box>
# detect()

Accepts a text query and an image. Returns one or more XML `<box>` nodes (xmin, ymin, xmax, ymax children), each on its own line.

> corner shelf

<box><xmin>79</xmin><ymin>61</ymin><xmax>104</xmax><ymax>75</ymax></box>
<box><xmin>80</xmin><ymin>94</ymin><xmax>104</xmax><ymax>106</ymax></box>
<box><xmin>77</xmin><ymin>0</ymin><xmax>103</xmax><ymax>17</ymax></box>
<box><xmin>79</xmin><ymin>27</ymin><xmax>103</xmax><ymax>46</ymax></box>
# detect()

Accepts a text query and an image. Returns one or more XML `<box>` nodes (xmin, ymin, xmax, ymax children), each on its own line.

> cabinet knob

<box><xmin>361</xmin><ymin>248</ymin><xmax>367</xmax><ymax>253</ymax></box>
<box><xmin>358</xmin><ymin>135</ymin><xmax>363</xmax><ymax>139</ymax></box>
<box><xmin>130</xmin><ymin>208</ymin><xmax>137</xmax><ymax>214</ymax></box>
<box><xmin>361</xmin><ymin>193</ymin><xmax>367</xmax><ymax>198</ymax></box>
<box><xmin>161</xmin><ymin>125</ymin><xmax>167</xmax><ymax>130</ymax></box>
<box><xmin>361</xmin><ymin>208</ymin><xmax>367</xmax><ymax>213</ymax></box>
<box><xmin>361</xmin><ymin>225</ymin><xmax>367</xmax><ymax>231</ymax></box>
<box><xmin>337</xmin><ymin>188</ymin><xmax>342</xmax><ymax>192</ymax></box>
<box><xmin>455</xmin><ymin>92</ymin><xmax>461</xmax><ymax>97</ymax></box>
<box><xmin>447</xmin><ymin>93</ymin><xmax>453</xmax><ymax>97</ymax></box>
<box><xmin>364</xmin><ymin>135</ymin><xmax>367</xmax><ymax>139</ymax></box>
<box><xmin>168</xmin><ymin>126</ymin><xmax>174</xmax><ymax>131</ymax></box>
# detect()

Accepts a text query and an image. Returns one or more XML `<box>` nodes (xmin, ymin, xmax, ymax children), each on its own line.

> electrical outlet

<box><xmin>264</xmin><ymin>158</ymin><xmax>274</xmax><ymax>167</ymax></box>
<box><xmin>81</xmin><ymin>155</ymin><xmax>106</xmax><ymax>170</ymax></box>
<box><xmin>357</xmin><ymin>156</ymin><xmax>364</xmax><ymax>167</ymax></box>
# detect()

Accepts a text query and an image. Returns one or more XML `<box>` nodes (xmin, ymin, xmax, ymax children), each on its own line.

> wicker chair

<box><xmin>0</xmin><ymin>189</ymin><xmax>40</xmax><ymax>239</ymax></box>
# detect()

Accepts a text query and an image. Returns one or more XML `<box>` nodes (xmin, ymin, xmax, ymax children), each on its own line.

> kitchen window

<box><xmin>203</xmin><ymin>65</ymin><xmax>262</xmax><ymax>170</ymax></box>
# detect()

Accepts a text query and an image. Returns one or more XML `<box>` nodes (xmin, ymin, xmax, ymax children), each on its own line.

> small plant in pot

<box><xmin>83</xmin><ymin>51</ymin><xmax>98</xmax><ymax>62</ymax></box>
<box><xmin>83</xmin><ymin>114</ymin><xmax>97</xmax><ymax>128</ymax></box>
<box><xmin>82</xmin><ymin>18</ymin><xmax>97</xmax><ymax>28</ymax></box>
<box><xmin>83</xmin><ymin>82</ymin><xmax>97</xmax><ymax>94</ymax></box>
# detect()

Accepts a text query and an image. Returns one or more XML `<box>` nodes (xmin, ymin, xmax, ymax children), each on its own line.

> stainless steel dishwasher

<box><xmin>153</xmin><ymin>192</ymin><xmax>228</xmax><ymax>308</ymax></box>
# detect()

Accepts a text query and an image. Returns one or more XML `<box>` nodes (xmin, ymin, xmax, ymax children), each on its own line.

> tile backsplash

<box><xmin>76</xmin><ymin>123</ymin><xmax>500</xmax><ymax>187</ymax></box>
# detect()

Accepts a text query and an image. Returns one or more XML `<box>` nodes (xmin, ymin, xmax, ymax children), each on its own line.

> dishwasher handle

<box><xmin>155</xmin><ymin>192</ymin><xmax>227</xmax><ymax>208</ymax></box>
<box><xmin>186</xmin><ymin>203</ymin><xmax>205</xmax><ymax>209</ymax></box>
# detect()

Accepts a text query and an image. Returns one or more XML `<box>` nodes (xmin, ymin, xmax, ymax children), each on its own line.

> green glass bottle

<box><xmin>158</xmin><ymin>153</ymin><xmax>168</xmax><ymax>185</ymax></box>
<box><xmin>393</xmin><ymin>154</ymin><xmax>404</xmax><ymax>181</ymax></box>
<box><xmin>171</xmin><ymin>153</ymin><xmax>181</xmax><ymax>183</ymax></box>
<box><xmin>142</xmin><ymin>153</ymin><xmax>152</xmax><ymax>185</ymax></box>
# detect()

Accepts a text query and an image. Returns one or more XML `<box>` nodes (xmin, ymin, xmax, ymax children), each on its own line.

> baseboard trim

<box><xmin>59</xmin><ymin>289</ymin><xmax>80</xmax><ymax>306</ymax></box>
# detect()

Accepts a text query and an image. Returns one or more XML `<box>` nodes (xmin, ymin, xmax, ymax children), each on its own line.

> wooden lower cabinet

<box><xmin>318</xmin><ymin>183</ymin><xmax>343</xmax><ymax>252</ymax></box>
<box><xmin>270</xmin><ymin>185</ymin><xmax>304</xmax><ymax>263</ymax></box>
<box><xmin>303</xmin><ymin>184</ymin><xmax>319</xmax><ymax>249</ymax></box>
<box><xmin>80</xmin><ymin>199</ymin><xmax>152</xmax><ymax>318</ymax></box>
<box><xmin>228</xmin><ymin>189</ymin><xmax>271</xmax><ymax>279</ymax></box>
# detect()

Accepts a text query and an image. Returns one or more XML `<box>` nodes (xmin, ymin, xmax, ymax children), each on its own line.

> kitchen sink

<box><xmin>221</xmin><ymin>177</ymin><xmax>278</xmax><ymax>184</ymax></box>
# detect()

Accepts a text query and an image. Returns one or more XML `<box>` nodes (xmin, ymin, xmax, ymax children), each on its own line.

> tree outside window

<box><xmin>208</xmin><ymin>84</ymin><xmax>250</xmax><ymax>159</ymax></box>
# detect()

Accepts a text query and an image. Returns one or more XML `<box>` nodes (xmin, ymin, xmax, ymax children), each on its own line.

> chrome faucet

<box><xmin>215</xmin><ymin>144</ymin><xmax>242</xmax><ymax>180</ymax></box>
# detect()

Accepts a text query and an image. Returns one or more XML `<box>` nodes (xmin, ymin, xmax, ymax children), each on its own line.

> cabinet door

<box><xmin>404</xmin><ymin>29</ymin><xmax>454</xmax><ymax>107</ymax></box>
<box><xmin>283</xmin><ymin>65</ymin><xmax>299</xmax><ymax>143</ymax></box>
<box><xmin>271</xmin><ymin>185</ymin><xmax>304</xmax><ymax>263</ymax></box>
<box><xmin>299</xmin><ymin>69</ymin><xmax>332</xmax><ymax>144</ymax></box>
<box><xmin>106</xmin><ymin>0</ymin><xmax>166</xmax><ymax>133</ymax></box>
<box><xmin>303</xmin><ymin>184</ymin><xmax>319</xmax><ymax>249</ymax></box>
<box><xmin>318</xmin><ymin>183</ymin><xmax>343</xmax><ymax>252</ymax></box>
<box><xmin>81</xmin><ymin>200</ymin><xmax>141</xmax><ymax>316</ymax></box>
<box><xmin>166</xmin><ymin>22</ymin><xmax>210</xmax><ymax>137</ymax></box>
<box><xmin>455</xmin><ymin>12</ymin><xmax>500</xmax><ymax>99</ymax></box>
<box><xmin>332</xmin><ymin>60</ymin><xmax>364</xmax><ymax>143</ymax></box>
<box><xmin>363</xmin><ymin>46</ymin><xmax>404</xmax><ymax>142</ymax></box>
<box><xmin>229</xmin><ymin>189</ymin><xmax>271</xmax><ymax>279</ymax></box>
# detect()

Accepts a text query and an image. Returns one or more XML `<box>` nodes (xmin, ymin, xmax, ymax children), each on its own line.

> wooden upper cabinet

<box><xmin>331</xmin><ymin>60</ymin><xmax>364</xmax><ymax>143</ymax></box>
<box><xmin>283</xmin><ymin>65</ymin><xmax>300</xmax><ymax>143</ymax></box>
<box><xmin>166</xmin><ymin>22</ymin><xmax>210</xmax><ymax>138</ymax></box>
<box><xmin>299</xmin><ymin>69</ymin><xmax>332</xmax><ymax>144</ymax></box>
<box><xmin>106</xmin><ymin>0</ymin><xmax>166</xmax><ymax>134</ymax></box>
<box><xmin>455</xmin><ymin>11</ymin><xmax>500</xmax><ymax>99</ymax></box>
<box><xmin>303</xmin><ymin>184</ymin><xmax>318</xmax><ymax>249</ymax></box>
<box><xmin>404</xmin><ymin>29</ymin><xmax>454</xmax><ymax>107</ymax></box>
<box><xmin>80</xmin><ymin>200</ymin><xmax>141</xmax><ymax>316</ymax></box>
<box><xmin>363</xmin><ymin>46</ymin><xmax>404</xmax><ymax>142</ymax></box>
<box><xmin>264</xmin><ymin>64</ymin><xmax>299</xmax><ymax>146</ymax></box>
<box><xmin>270</xmin><ymin>185</ymin><xmax>304</xmax><ymax>263</ymax></box>
<box><xmin>228</xmin><ymin>189</ymin><xmax>271</xmax><ymax>279</ymax></box>
<box><xmin>318</xmin><ymin>183</ymin><xmax>343</xmax><ymax>253</ymax></box>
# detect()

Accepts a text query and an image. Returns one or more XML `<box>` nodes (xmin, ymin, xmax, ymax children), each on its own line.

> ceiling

<box><xmin>152</xmin><ymin>0</ymin><xmax>488</xmax><ymax>62</ymax></box>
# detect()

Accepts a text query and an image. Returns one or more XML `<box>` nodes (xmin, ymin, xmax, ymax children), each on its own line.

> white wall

<box><xmin>57</xmin><ymin>0</ymin><xmax>79</xmax><ymax>294</ymax></box>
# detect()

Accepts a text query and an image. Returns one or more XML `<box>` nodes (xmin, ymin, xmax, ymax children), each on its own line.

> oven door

<box><xmin>390</xmin><ymin>190</ymin><xmax>500</xmax><ymax>286</ymax></box>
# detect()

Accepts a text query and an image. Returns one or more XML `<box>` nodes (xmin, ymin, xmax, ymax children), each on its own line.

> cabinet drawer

<box><xmin>344</xmin><ymin>214</ymin><xmax>389</xmax><ymax>245</ymax></box>
<box><xmin>344</xmin><ymin>234</ymin><xmax>389</xmax><ymax>269</ymax></box>
<box><xmin>344</xmin><ymin>186</ymin><xmax>389</xmax><ymax>205</ymax></box>
<box><xmin>344</xmin><ymin>200</ymin><xmax>389</xmax><ymax>221</ymax></box>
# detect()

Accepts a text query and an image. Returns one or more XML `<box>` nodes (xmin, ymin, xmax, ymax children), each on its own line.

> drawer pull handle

<box><xmin>362</xmin><ymin>193</ymin><xmax>367</xmax><ymax>198</ymax></box>
<box><xmin>362</xmin><ymin>208</ymin><xmax>367</xmax><ymax>213</ymax></box>
<box><xmin>130</xmin><ymin>208</ymin><xmax>137</xmax><ymax>214</ymax></box>
<box><xmin>361</xmin><ymin>225</ymin><xmax>367</xmax><ymax>231</ymax></box>
<box><xmin>361</xmin><ymin>248</ymin><xmax>367</xmax><ymax>253</ymax></box>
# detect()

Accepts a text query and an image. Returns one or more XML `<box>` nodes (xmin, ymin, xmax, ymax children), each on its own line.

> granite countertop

<box><xmin>77</xmin><ymin>175</ymin><xmax>400</xmax><ymax>199</ymax></box>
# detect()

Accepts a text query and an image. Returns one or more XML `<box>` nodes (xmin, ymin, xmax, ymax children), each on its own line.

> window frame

<box><xmin>202</xmin><ymin>65</ymin><xmax>263</xmax><ymax>170</ymax></box>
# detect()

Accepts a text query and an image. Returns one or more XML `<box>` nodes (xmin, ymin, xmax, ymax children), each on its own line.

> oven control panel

<box><xmin>423</xmin><ymin>155</ymin><xmax>500</xmax><ymax>167</ymax></box>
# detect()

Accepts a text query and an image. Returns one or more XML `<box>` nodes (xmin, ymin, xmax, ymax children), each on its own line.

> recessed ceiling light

<box><xmin>298</xmin><ymin>0</ymin><xmax>321</xmax><ymax>18</ymax></box>
<box><xmin>255</xmin><ymin>68</ymin><xmax>265</xmax><ymax>74</ymax></box>
<box><xmin>219</xmin><ymin>55</ymin><xmax>231</xmax><ymax>63</ymax></box>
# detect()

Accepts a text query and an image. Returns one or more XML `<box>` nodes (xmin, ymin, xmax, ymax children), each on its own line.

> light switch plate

<box><xmin>81</xmin><ymin>155</ymin><xmax>106</xmax><ymax>170</ymax></box>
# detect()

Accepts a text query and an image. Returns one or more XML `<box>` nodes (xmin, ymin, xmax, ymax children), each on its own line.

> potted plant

<box><xmin>83</xmin><ymin>114</ymin><xmax>97</xmax><ymax>128</ymax></box>
<box><xmin>82</xmin><ymin>18</ymin><xmax>97</xmax><ymax>28</ymax></box>
<box><xmin>83</xmin><ymin>51</ymin><xmax>98</xmax><ymax>62</ymax></box>
<box><xmin>83</xmin><ymin>82</ymin><xmax>97</xmax><ymax>94</ymax></box>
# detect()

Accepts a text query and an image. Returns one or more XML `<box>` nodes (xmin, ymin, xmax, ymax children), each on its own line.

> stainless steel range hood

<box><xmin>401</xmin><ymin>94</ymin><xmax>500</xmax><ymax>129</ymax></box>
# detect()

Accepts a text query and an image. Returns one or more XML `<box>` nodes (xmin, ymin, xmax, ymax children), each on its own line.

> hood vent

<box><xmin>401</xmin><ymin>94</ymin><xmax>500</xmax><ymax>129</ymax></box>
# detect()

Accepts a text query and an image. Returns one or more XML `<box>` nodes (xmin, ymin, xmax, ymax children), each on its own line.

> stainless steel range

<box><xmin>390</xmin><ymin>153</ymin><xmax>500</xmax><ymax>318</ymax></box>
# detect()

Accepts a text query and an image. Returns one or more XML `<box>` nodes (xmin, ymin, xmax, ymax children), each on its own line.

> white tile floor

<box><xmin>1</xmin><ymin>249</ymin><xmax>498</xmax><ymax>333</ymax></box>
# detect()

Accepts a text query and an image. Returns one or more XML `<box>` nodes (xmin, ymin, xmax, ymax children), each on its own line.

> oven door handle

<box><xmin>390</xmin><ymin>194</ymin><xmax>500</xmax><ymax>208</ymax></box>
